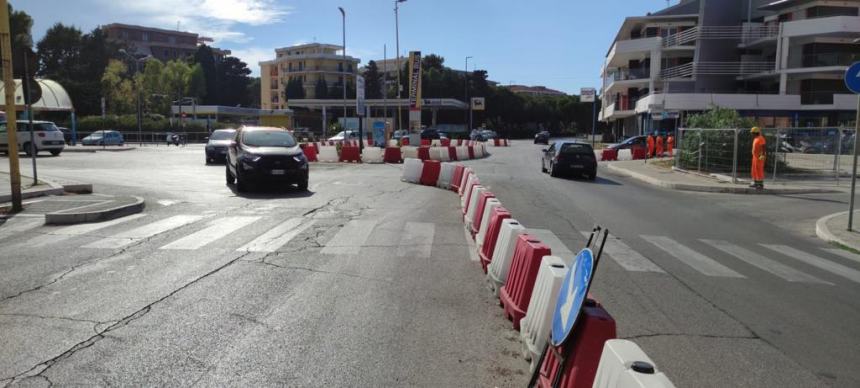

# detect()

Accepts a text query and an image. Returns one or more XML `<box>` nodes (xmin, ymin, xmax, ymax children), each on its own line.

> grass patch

<box><xmin>829</xmin><ymin>240</ymin><xmax>860</xmax><ymax>255</ymax></box>
<box><xmin>648</xmin><ymin>159</ymin><xmax>675</xmax><ymax>170</ymax></box>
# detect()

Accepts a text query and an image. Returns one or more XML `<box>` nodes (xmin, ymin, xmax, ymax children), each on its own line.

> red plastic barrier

<box><xmin>601</xmin><ymin>148</ymin><xmax>617</xmax><ymax>162</ymax></box>
<box><xmin>457</xmin><ymin>139</ymin><xmax>464</xmax><ymax>146</ymax></box>
<box><xmin>383</xmin><ymin>147</ymin><xmax>403</xmax><ymax>163</ymax></box>
<box><xmin>340</xmin><ymin>146</ymin><xmax>361</xmax><ymax>163</ymax></box>
<box><xmin>467</xmin><ymin>146</ymin><xmax>475</xmax><ymax>159</ymax></box>
<box><xmin>418</xmin><ymin>146</ymin><xmax>431</xmax><ymax>161</ymax></box>
<box><xmin>537</xmin><ymin>300</ymin><xmax>617</xmax><ymax>388</ymax></box>
<box><xmin>420</xmin><ymin>160</ymin><xmax>442</xmax><ymax>186</ymax></box>
<box><xmin>441</xmin><ymin>138</ymin><xmax>451</xmax><ymax>146</ymax></box>
<box><xmin>462</xmin><ymin>178</ymin><xmax>481</xmax><ymax>215</ymax></box>
<box><xmin>401</xmin><ymin>137</ymin><xmax>410</xmax><ymax>146</ymax></box>
<box><xmin>450</xmin><ymin>165</ymin><xmax>465</xmax><ymax>192</ymax></box>
<box><xmin>479</xmin><ymin>207</ymin><xmax>511</xmax><ymax>273</ymax></box>
<box><xmin>300</xmin><ymin>143</ymin><xmax>318</xmax><ymax>162</ymax></box>
<box><xmin>448</xmin><ymin>146</ymin><xmax>458</xmax><ymax>161</ymax></box>
<box><xmin>458</xmin><ymin>170</ymin><xmax>472</xmax><ymax>196</ymax></box>
<box><xmin>494</xmin><ymin>138</ymin><xmax>501</xmax><ymax>146</ymax></box>
<box><xmin>421</xmin><ymin>139</ymin><xmax>431</xmax><ymax>146</ymax></box>
<box><xmin>471</xmin><ymin>191</ymin><xmax>496</xmax><ymax>235</ymax></box>
<box><xmin>499</xmin><ymin>234</ymin><xmax>551</xmax><ymax>330</ymax></box>
<box><xmin>631</xmin><ymin>146</ymin><xmax>647</xmax><ymax>160</ymax></box>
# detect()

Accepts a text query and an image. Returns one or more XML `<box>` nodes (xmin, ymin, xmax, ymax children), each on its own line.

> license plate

<box><xmin>271</xmin><ymin>169</ymin><xmax>285</xmax><ymax>175</ymax></box>
<box><xmin>571</xmin><ymin>164</ymin><xmax>584</xmax><ymax>168</ymax></box>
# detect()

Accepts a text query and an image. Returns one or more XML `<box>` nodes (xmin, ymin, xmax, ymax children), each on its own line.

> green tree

<box><xmin>36</xmin><ymin>23</ymin><xmax>82</xmax><ymax>79</ymax></box>
<box><xmin>193</xmin><ymin>45</ymin><xmax>218</xmax><ymax>104</ymax></box>
<box><xmin>101</xmin><ymin>59</ymin><xmax>134</xmax><ymax>114</ymax></box>
<box><xmin>188</xmin><ymin>63</ymin><xmax>207</xmax><ymax>101</ymax></box>
<box><xmin>363</xmin><ymin>60</ymin><xmax>382</xmax><ymax>99</ymax></box>
<box><xmin>140</xmin><ymin>58</ymin><xmax>168</xmax><ymax>114</ymax></box>
<box><xmin>314</xmin><ymin>78</ymin><xmax>328</xmax><ymax>99</ymax></box>
<box><xmin>161</xmin><ymin>59</ymin><xmax>192</xmax><ymax>101</ymax></box>
<box><xmin>684</xmin><ymin>105</ymin><xmax>756</xmax><ymax>129</ymax></box>
<box><xmin>284</xmin><ymin>78</ymin><xmax>305</xmax><ymax>100</ymax></box>
<box><xmin>246</xmin><ymin>77</ymin><xmax>261</xmax><ymax>108</ymax></box>
<box><xmin>215</xmin><ymin>56</ymin><xmax>251</xmax><ymax>106</ymax></box>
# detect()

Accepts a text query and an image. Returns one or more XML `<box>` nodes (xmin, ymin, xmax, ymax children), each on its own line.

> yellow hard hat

<box><xmin>750</xmin><ymin>127</ymin><xmax>761</xmax><ymax>134</ymax></box>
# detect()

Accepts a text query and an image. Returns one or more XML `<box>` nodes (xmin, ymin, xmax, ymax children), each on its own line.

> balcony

<box><xmin>663</xmin><ymin>27</ymin><xmax>699</xmax><ymax>48</ymax></box>
<box><xmin>605</xmin><ymin>37</ymin><xmax>662</xmax><ymax>68</ymax></box>
<box><xmin>801</xmin><ymin>52</ymin><xmax>859</xmax><ymax>68</ymax></box>
<box><xmin>660</xmin><ymin>61</ymin><xmax>775</xmax><ymax>79</ymax></box>
<box><xmin>783</xmin><ymin>16</ymin><xmax>860</xmax><ymax>38</ymax></box>
<box><xmin>600</xmin><ymin>102</ymin><xmax>635</xmax><ymax>122</ymax></box>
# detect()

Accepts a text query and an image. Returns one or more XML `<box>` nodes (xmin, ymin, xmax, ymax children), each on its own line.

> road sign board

<box><xmin>845</xmin><ymin>62</ymin><xmax>860</xmax><ymax>94</ymax></box>
<box><xmin>551</xmin><ymin>248</ymin><xmax>595</xmax><ymax>346</ymax></box>
<box><xmin>581</xmin><ymin>88</ymin><xmax>596</xmax><ymax>103</ymax></box>
<box><xmin>471</xmin><ymin>97</ymin><xmax>485</xmax><ymax>111</ymax></box>
<box><xmin>356</xmin><ymin>75</ymin><xmax>366</xmax><ymax>116</ymax></box>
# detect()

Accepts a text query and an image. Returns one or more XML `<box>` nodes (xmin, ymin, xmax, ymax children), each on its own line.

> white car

<box><xmin>0</xmin><ymin>120</ymin><xmax>66</xmax><ymax>156</ymax></box>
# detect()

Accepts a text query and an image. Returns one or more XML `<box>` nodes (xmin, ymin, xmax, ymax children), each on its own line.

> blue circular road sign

<box><xmin>844</xmin><ymin>62</ymin><xmax>860</xmax><ymax>94</ymax></box>
<box><xmin>551</xmin><ymin>248</ymin><xmax>594</xmax><ymax>347</ymax></box>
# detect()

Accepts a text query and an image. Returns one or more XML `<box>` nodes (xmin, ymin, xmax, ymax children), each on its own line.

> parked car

<box><xmin>420</xmin><ymin>128</ymin><xmax>441</xmax><ymax>140</ymax></box>
<box><xmin>57</xmin><ymin>127</ymin><xmax>73</xmax><ymax>144</ymax></box>
<box><xmin>82</xmin><ymin>130</ymin><xmax>124</xmax><ymax>146</ymax></box>
<box><xmin>470</xmin><ymin>129</ymin><xmax>487</xmax><ymax>141</ymax></box>
<box><xmin>608</xmin><ymin>135</ymin><xmax>647</xmax><ymax>150</ymax></box>
<box><xmin>328</xmin><ymin>130</ymin><xmax>368</xmax><ymax>142</ymax></box>
<box><xmin>534</xmin><ymin>131</ymin><xmax>550</xmax><ymax>144</ymax></box>
<box><xmin>0</xmin><ymin>120</ymin><xmax>66</xmax><ymax>156</ymax></box>
<box><xmin>392</xmin><ymin>129</ymin><xmax>410</xmax><ymax>141</ymax></box>
<box><xmin>226</xmin><ymin>126</ymin><xmax>309</xmax><ymax>192</ymax></box>
<box><xmin>541</xmin><ymin>141</ymin><xmax>597</xmax><ymax>180</ymax></box>
<box><xmin>480</xmin><ymin>129</ymin><xmax>497</xmax><ymax>140</ymax></box>
<box><xmin>205</xmin><ymin>129</ymin><xmax>237</xmax><ymax>164</ymax></box>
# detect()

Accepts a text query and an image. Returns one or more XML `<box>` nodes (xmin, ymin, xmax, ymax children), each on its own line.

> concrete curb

<box><xmin>45</xmin><ymin>195</ymin><xmax>145</xmax><ymax>225</ymax></box>
<box><xmin>0</xmin><ymin>173</ymin><xmax>65</xmax><ymax>203</ymax></box>
<box><xmin>815</xmin><ymin>211</ymin><xmax>860</xmax><ymax>251</ymax></box>
<box><xmin>62</xmin><ymin>146</ymin><xmax>137</xmax><ymax>153</ymax></box>
<box><xmin>607</xmin><ymin>163</ymin><xmax>836</xmax><ymax>195</ymax></box>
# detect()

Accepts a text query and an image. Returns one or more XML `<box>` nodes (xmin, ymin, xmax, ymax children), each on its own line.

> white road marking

<box><xmin>642</xmin><ymin>235</ymin><xmax>745</xmax><ymax>278</ymax></box>
<box><xmin>762</xmin><ymin>244</ymin><xmax>860</xmax><ymax>284</ymax></box>
<box><xmin>702</xmin><ymin>240</ymin><xmax>831</xmax><ymax>284</ymax></box>
<box><xmin>157</xmin><ymin>200</ymin><xmax>179</xmax><ymax>207</ymax></box>
<box><xmin>530</xmin><ymin>229</ymin><xmax>575</xmax><ymax>262</ymax></box>
<box><xmin>320</xmin><ymin>220</ymin><xmax>378</xmax><ymax>255</ymax></box>
<box><xmin>25</xmin><ymin>214</ymin><xmax>147</xmax><ymax>247</ymax></box>
<box><xmin>397</xmin><ymin>222</ymin><xmax>434</xmax><ymax>259</ymax></box>
<box><xmin>582</xmin><ymin>232</ymin><xmax>665</xmax><ymax>273</ymax></box>
<box><xmin>821</xmin><ymin>248</ymin><xmax>860</xmax><ymax>265</ymax></box>
<box><xmin>0</xmin><ymin>217</ymin><xmax>44</xmax><ymax>241</ymax></box>
<box><xmin>82</xmin><ymin>215</ymin><xmax>204</xmax><ymax>249</ymax></box>
<box><xmin>237</xmin><ymin>218</ymin><xmax>316</xmax><ymax>253</ymax></box>
<box><xmin>161</xmin><ymin>216</ymin><xmax>261</xmax><ymax>250</ymax></box>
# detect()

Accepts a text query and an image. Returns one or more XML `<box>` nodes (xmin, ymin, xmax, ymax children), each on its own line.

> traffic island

<box><xmin>815</xmin><ymin>211</ymin><xmax>860</xmax><ymax>252</ymax></box>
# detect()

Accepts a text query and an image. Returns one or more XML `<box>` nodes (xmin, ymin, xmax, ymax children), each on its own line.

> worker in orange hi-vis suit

<box><xmin>750</xmin><ymin>127</ymin><xmax>766</xmax><ymax>190</ymax></box>
<box><xmin>646</xmin><ymin>133</ymin><xmax>655</xmax><ymax>158</ymax></box>
<box><xmin>667</xmin><ymin>134</ymin><xmax>675</xmax><ymax>157</ymax></box>
<box><xmin>655</xmin><ymin>133</ymin><xmax>664</xmax><ymax>157</ymax></box>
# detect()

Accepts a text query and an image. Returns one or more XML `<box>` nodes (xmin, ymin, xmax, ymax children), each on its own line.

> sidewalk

<box><xmin>816</xmin><ymin>211</ymin><xmax>860</xmax><ymax>252</ymax></box>
<box><xmin>606</xmin><ymin>159</ymin><xmax>839</xmax><ymax>194</ymax></box>
<box><xmin>63</xmin><ymin>145</ymin><xmax>137</xmax><ymax>153</ymax></box>
<box><xmin>0</xmin><ymin>171</ymin><xmax>65</xmax><ymax>202</ymax></box>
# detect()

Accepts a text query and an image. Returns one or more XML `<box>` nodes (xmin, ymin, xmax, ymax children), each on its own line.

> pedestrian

<box><xmin>646</xmin><ymin>132</ymin><xmax>655</xmax><ymax>158</ymax></box>
<box><xmin>656</xmin><ymin>132</ymin><xmax>664</xmax><ymax>157</ymax></box>
<box><xmin>667</xmin><ymin>133</ymin><xmax>675</xmax><ymax>157</ymax></box>
<box><xmin>750</xmin><ymin>127</ymin><xmax>766</xmax><ymax>190</ymax></box>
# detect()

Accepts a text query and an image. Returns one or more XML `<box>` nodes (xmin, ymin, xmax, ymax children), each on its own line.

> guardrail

<box><xmin>660</xmin><ymin>61</ymin><xmax>775</xmax><ymax>79</ymax></box>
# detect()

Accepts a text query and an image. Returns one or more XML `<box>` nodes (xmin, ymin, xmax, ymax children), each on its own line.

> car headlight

<box><xmin>293</xmin><ymin>154</ymin><xmax>306</xmax><ymax>163</ymax></box>
<box><xmin>242</xmin><ymin>154</ymin><xmax>262</xmax><ymax>163</ymax></box>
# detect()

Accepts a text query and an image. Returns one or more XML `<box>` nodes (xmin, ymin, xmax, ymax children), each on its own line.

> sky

<box><xmin>15</xmin><ymin>0</ymin><xmax>673</xmax><ymax>95</ymax></box>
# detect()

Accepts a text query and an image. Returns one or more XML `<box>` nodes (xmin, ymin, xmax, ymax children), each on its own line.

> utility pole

<box><xmin>465</xmin><ymin>56</ymin><xmax>472</xmax><ymax>132</ymax></box>
<box><xmin>0</xmin><ymin>1</ymin><xmax>22</xmax><ymax>211</ymax></box>
<box><xmin>395</xmin><ymin>0</ymin><xmax>407</xmax><ymax>133</ymax></box>
<box><xmin>339</xmin><ymin>7</ymin><xmax>347</xmax><ymax>127</ymax></box>
<box><xmin>383</xmin><ymin>44</ymin><xmax>388</xmax><ymax>123</ymax></box>
<box><xmin>22</xmin><ymin>50</ymin><xmax>36</xmax><ymax>185</ymax></box>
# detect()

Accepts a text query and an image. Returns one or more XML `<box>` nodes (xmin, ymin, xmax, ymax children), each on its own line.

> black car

<box><xmin>205</xmin><ymin>129</ymin><xmax>236</xmax><ymax>164</ymax></box>
<box><xmin>420</xmin><ymin>128</ymin><xmax>441</xmax><ymax>140</ymax></box>
<box><xmin>609</xmin><ymin>135</ymin><xmax>647</xmax><ymax>150</ymax></box>
<box><xmin>226</xmin><ymin>126</ymin><xmax>309</xmax><ymax>192</ymax></box>
<box><xmin>541</xmin><ymin>141</ymin><xmax>597</xmax><ymax>180</ymax></box>
<box><xmin>534</xmin><ymin>131</ymin><xmax>550</xmax><ymax>144</ymax></box>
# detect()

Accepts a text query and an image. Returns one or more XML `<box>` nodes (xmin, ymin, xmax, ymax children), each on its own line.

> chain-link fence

<box><xmin>676</xmin><ymin>127</ymin><xmax>856</xmax><ymax>183</ymax></box>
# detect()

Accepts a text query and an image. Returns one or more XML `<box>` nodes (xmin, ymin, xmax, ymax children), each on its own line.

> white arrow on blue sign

<box><xmin>551</xmin><ymin>248</ymin><xmax>595</xmax><ymax>347</ymax></box>
<box><xmin>844</xmin><ymin>62</ymin><xmax>860</xmax><ymax>94</ymax></box>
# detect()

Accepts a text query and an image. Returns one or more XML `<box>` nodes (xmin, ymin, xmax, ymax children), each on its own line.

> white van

<box><xmin>0</xmin><ymin>120</ymin><xmax>66</xmax><ymax>156</ymax></box>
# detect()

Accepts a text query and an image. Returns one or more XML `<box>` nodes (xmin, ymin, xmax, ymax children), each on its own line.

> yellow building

<box><xmin>260</xmin><ymin>43</ymin><xmax>360</xmax><ymax>110</ymax></box>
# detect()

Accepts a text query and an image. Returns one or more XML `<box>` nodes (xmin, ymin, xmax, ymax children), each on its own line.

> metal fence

<box><xmin>675</xmin><ymin>127</ymin><xmax>856</xmax><ymax>183</ymax></box>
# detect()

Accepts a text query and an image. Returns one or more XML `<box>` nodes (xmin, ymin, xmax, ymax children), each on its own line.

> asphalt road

<box><xmin>1</xmin><ymin>143</ymin><xmax>858</xmax><ymax>387</ymax></box>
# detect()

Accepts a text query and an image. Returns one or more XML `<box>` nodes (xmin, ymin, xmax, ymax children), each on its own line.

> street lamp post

<box><xmin>339</xmin><ymin>7</ymin><xmax>347</xmax><ymax>127</ymax></box>
<box><xmin>395</xmin><ymin>0</ymin><xmax>407</xmax><ymax>133</ymax></box>
<box><xmin>465</xmin><ymin>56</ymin><xmax>472</xmax><ymax>133</ymax></box>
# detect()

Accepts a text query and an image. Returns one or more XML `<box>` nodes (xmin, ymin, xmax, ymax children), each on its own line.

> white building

<box><xmin>260</xmin><ymin>43</ymin><xmax>360</xmax><ymax>109</ymax></box>
<box><xmin>600</xmin><ymin>0</ymin><xmax>860</xmax><ymax>136</ymax></box>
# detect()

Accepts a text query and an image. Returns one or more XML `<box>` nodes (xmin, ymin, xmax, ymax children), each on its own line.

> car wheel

<box><xmin>23</xmin><ymin>142</ymin><xmax>33</xmax><ymax>156</ymax></box>
<box><xmin>588</xmin><ymin>173</ymin><xmax>597</xmax><ymax>181</ymax></box>
<box><xmin>225</xmin><ymin>164</ymin><xmax>235</xmax><ymax>185</ymax></box>
<box><xmin>549</xmin><ymin>162</ymin><xmax>559</xmax><ymax>178</ymax></box>
<box><xmin>541</xmin><ymin>160</ymin><xmax>547</xmax><ymax>173</ymax></box>
<box><xmin>297</xmin><ymin>178</ymin><xmax>309</xmax><ymax>191</ymax></box>
<box><xmin>50</xmin><ymin>150</ymin><xmax>61</xmax><ymax>156</ymax></box>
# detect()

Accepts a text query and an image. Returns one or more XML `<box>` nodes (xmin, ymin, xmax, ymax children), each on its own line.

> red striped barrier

<box><xmin>441</xmin><ymin>138</ymin><xmax>451</xmax><ymax>146</ymax></box>
<box><xmin>494</xmin><ymin>138</ymin><xmax>501</xmax><ymax>146</ymax></box>
<box><xmin>340</xmin><ymin>146</ymin><xmax>361</xmax><ymax>163</ymax></box>
<box><xmin>384</xmin><ymin>147</ymin><xmax>403</xmax><ymax>163</ymax></box>
<box><xmin>421</xmin><ymin>139</ymin><xmax>431</xmax><ymax>146</ymax></box>
<box><xmin>631</xmin><ymin>146</ymin><xmax>647</xmax><ymax>160</ymax></box>
<box><xmin>418</xmin><ymin>147</ymin><xmax>431</xmax><ymax>161</ymax></box>
<box><xmin>467</xmin><ymin>146</ymin><xmax>475</xmax><ymax>159</ymax></box>
<box><xmin>500</xmin><ymin>234</ymin><xmax>551</xmax><ymax>330</ymax></box>
<box><xmin>470</xmin><ymin>191</ymin><xmax>496</xmax><ymax>235</ymax></box>
<box><xmin>300</xmin><ymin>143</ymin><xmax>318</xmax><ymax>162</ymax></box>
<box><xmin>448</xmin><ymin>146</ymin><xmax>458</xmax><ymax>161</ymax></box>
<box><xmin>479</xmin><ymin>206</ymin><xmax>511</xmax><ymax>273</ymax></box>
<box><xmin>450</xmin><ymin>165</ymin><xmax>465</xmax><ymax>192</ymax></box>
<box><xmin>401</xmin><ymin>137</ymin><xmax>410</xmax><ymax>146</ymax></box>
<box><xmin>420</xmin><ymin>160</ymin><xmax>442</xmax><ymax>186</ymax></box>
<box><xmin>462</xmin><ymin>178</ymin><xmax>481</xmax><ymax>216</ymax></box>
<box><xmin>458</xmin><ymin>168</ymin><xmax>473</xmax><ymax>196</ymax></box>
<box><xmin>601</xmin><ymin>149</ymin><xmax>617</xmax><ymax>161</ymax></box>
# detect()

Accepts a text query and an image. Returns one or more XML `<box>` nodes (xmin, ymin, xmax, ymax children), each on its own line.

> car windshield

<box><xmin>210</xmin><ymin>130</ymin><xmax>235</xmax><ymax>141</ymax></box>
<box><xmin>243</xmin><ymin>130</ymin><xmax>296</xmax><ymax>147</ymax></box>
<box><xmin>560</xmin><ymin>143</ymin><xmax>592</xmax><ymax>154</ymax></box>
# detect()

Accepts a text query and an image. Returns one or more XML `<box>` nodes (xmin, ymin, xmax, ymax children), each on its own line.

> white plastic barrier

<box><xmin>617</xmin><ymin>149</ymin><xmax>633</xmax><ymax>161</ymax></box>
<box><xmin>592</xmin><ymin>339</ymin><xmax>676</xmax><ymax>388</ymax></box>
<box><xmin>458</xmin><ymin>168</ymin><xmax>473</xmax><ymax>196</ymax></box>
<box><xmin>487</xmin><ymin>219</ymin><xmax>527</xmax><ymax>296</ymax></box>
<box><xmin>456</xmin><ymin>146</ymin><xmax>469</xmax><ymax>161</ymax></box>
<box><xmin>402</xmin><ymin>146</ymin><xmax>419</xmax><ymax>160</ymax></box>
<box><xmin>520</xmin><ymin>255</ymin><xmax>567</xmax><ymax>370</ymax></box>
<box><xmin>361</xmin><ymin>147</ymin><xmax>384</xmax><ymax>164</ymax></box>
<box><xmin>475</xmin><ymin>198</ymin><xmax>502</xmax><ymax>252</ymax></box>
<box><xmin>463</xmin><ymin>186</ymin><xmax>486</xmax><ymax>227</ymax></box>
<box><xmin>431</xmin><ymin>139</ymin><xmax>442</xmax><ymax>147</ymax></box>
<box><xmin>437</xmin><ymin>162</ymin><xmax>456</xmax><ymax>189</ymax></box>
<box><xmin>431</xmin><ymin>147</ymin><xmax>450</xmax><ymax>162</ymax></box>
<box><xmin>461</xmin><ymin>173</ymin><xmax>478</xmax><ymax>209</ymax></box>
<box><xmin>318</xmin><ymin>147</ymin><xmax>339</xmax><ymax>163</ymax></box>
<box><xmin>401</xmin><ymin>158</ymin><xmax>423</xmax><ymax>183</ymax></box>
<box><xmin>388</xmin><ymin>139</ymin><xmax>399</xmax><ymax>147</ymax></box>
<box><xmin>476</xmin><ymin>144</ymin><xmax>486</xmax><ymax>158</ymax></box>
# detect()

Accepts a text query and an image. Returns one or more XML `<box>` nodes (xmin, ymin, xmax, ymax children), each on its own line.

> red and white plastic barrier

<box><xmin>464</xmin><ymin>186</ymin><xmax>487</xmax><ymax>226</ymax></box>
<box><xmin>499</xmin><ymin>234</ymin><xmax>552</xmax><ymax>330</ymax></box>
<box><xmin>479</xmin><ymin>207</ymin><xmax>512</xmax><ymax>273</ymax></box>
<box><xmin>475</xmin><ymin>198</ymin><xmax>502</xmax><ymax>253</ymax></box>
<box><xmin>592</xmin><ymin>340</ymin><xmax>676</xmax><ymax>388</ymax></box>
<box><xmin>520</xmin><ymin>255</ymin><xmax>567</xmax><ymax>370</ymax></box>
<box><xmin>487</xmin><ymin>219</ymin><xmax>527</xmax><ymax>296</ymax></box>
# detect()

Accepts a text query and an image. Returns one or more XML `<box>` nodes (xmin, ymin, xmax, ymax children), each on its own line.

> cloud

<box><xmin>94</xmin><ymin>0</ymin><xmax>290</xmax><ymax>44</ymax></box>
<box><xmin>229</xmin><ymin>47</ymin><xmax>275</xmax><ymax>76</ymax></box>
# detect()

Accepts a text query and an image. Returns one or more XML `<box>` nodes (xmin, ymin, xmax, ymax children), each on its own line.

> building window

<box><xmin>347</xmin><ymin>64</ymin><xmax>353</xmax><ymax>73</ymax></box>
<box><xmin>169</xmin><ymin>36</ymin><xmax>176</xmax><ymax>44</ymax></box>
<box><xmin>288</xmin><ymin>62</ymin><xmax>293</xmax><ymax>71</ymax></box>
<box><xmin>142</xmin><ymin>32</ymin><xmax>149</xmax><ymax>41</ymax></box>
<box><xmin>806</xmin><ymin>6</ymin><xmax>858</xmax><ymax>19</ymax></box>
<box><xmin>338</xmin><ymin>62</ymin><xmax>343</xmax><ymax>72</ymax></box>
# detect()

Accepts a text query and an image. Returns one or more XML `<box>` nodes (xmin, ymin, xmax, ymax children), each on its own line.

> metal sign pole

<box><xmin>849</xmin><ymin>95</ymin><xmax>859</xmax><ymax>231</ymax></box>
<box><xmin>0</xmin><ymin>1</ymin><xmax>22</xmax><ymax>212</ymax></box>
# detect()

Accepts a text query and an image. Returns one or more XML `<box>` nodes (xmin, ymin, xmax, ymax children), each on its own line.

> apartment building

<box><xmin>260</xmin><ymin>43</ymin><xmax>360</xmax><ymax>109</ymax></box>
<box><xmin>506</xmin><ymin>85</ymin><xmax>567</xmax><ymax>97</ymax></box>
<box><xmin>600</xmin><ymin>0</ymin><xmax>860</xmax><ymax>136</ymax></box>
<box><xmin>103</xmin><ymin>23</ymin><xmax>230</xmax><ymax>62</ymax></box>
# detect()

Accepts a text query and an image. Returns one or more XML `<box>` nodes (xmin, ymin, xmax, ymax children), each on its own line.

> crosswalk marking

<box><xmin>25</xmin><ymin>214</ymin><xmax>147</xmax><ymax>247</ymax></box>
<box><xmin>397</xmin><ymin>222</ymin><xmax>434</xmax><ymax>258</ymax></box>
<box><xmin>582</xmin><ymin>232</ymin><xmax>664</xmax><ymax>273</ymax></box>
<box><xmin>821</xmin><ymin>248</ymin><xmax>860</xmax><ymax>265</ymax></box>
<box><xmin>320</xmin><ymin>220</ymin><xmax>377</xmax><ymax>255</ymax></box>
<box><xmin>762</xmin><ymin>244</ymin><xmax>860</xmax><ymax>284</ymax></box>
<box><xmin>702</xmin><ymin>240</ymin><xmax>831</xmax><ymax>284</ymax></box>
<box><xmin>83</xmin><ymin>215</ymin><xmax>204</xmax><ymax>249</ymax></box>
<box><xmin>237</xmin><ymin>218</ymin><xmax>316</xmax><ymax>253</ymax></box>
<box><xmin>530</xmin><ymin>229</ymin><xmax>575</xmax><ymax>262</ymax></box>
<box><xmin>161</xmin><ymin>216</ymin><xmax>260</xmax><ymax>250</ymax></box>
<box><xmin>0</xmin><ymin>217</ymin><xmax>43</xmax><ymax>241</ymax></box>
<box><xmin>642</xmin><ymin>235</ymin><xmax>744</xmax><ymax>278</ymax></box>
